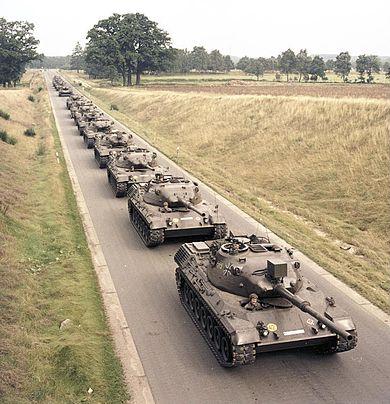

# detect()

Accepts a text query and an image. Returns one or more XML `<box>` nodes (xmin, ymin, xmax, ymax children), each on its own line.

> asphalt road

<box><xmin>46</xmin><ymin>72</ymin><xmax>390</xmax><ymax>404</ymax></box>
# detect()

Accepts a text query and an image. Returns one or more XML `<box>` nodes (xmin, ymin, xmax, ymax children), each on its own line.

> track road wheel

<box><xmin>145</xmin><ymin>228</ymin><xmax>164</xmax><ymax>247</ymax></box>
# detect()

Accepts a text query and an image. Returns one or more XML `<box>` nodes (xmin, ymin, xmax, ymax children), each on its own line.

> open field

<box><xmin>135</xmin><ymin>70</ymin><xmax>390</xmax><ymax>85</ymax></box>
<box><xmin>141</xmin><ymin>83</ymin><xmax>390</xmax><ymax>99</ymax></box>
<box><xmin>70</xmin><ymin>71</ymin><xmax>390</xmax><ymax>99</ymax></box>
<box><xmin>0</xmin><ymin>72</ymin><xmax>128</xmax><ymax>402</ymax></box>
<box><xmin>65</xmin><ymin>71</ymin><xmax>390</xmax><ymax>313</ymax></box>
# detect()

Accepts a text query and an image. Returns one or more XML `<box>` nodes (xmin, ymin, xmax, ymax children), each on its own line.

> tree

<box><xmin>236</xmin><ymin>56</ymin><xmax>251</xmax><ymax>72</ymax></box>
<box><xmin>334</xmin><ymin>51</ymin><xmax>351</xmax><ymax>82</ymax></box>
<box><xmin>167</xmin><ymin>48</ymin><xmax>191</xmax><ymax>73</ymax></box>
<box><xmin>266</xmin><ymin>56</ymin><xmax>277</xmax><ymax>71</ymax></box>
<box><xmin>70</xmin><ymin>42</ymin><xmax>84</xmax><ymax>72</ymax></box>
<box><xmin>382</xmin><ymin>61</ymin><xmax>390</xmax><ymax>72</ymax></box>
<box><xmin>189</xmin><ymin>46</ymin><xmax>209</xmax><ymax>71</ymax></box>
<box><xmin>309</xmin><ymin>56</ymin><xmax>326</xmax><ymax>81</ymax></box>
<box><xmin>223</xmin><ymin>55</ymin><xmax>234</xmax><ymax>71</ymax></box>
<box><xmin>208</xmin><ymin>49</ymin><xmax>225</xmax><ymax>71</ymax></box>
<box><xmin>245</xmin><ymin>57</ymin><xmax>266</xmax><ymax>80</ymax></box>
<box><xmin>325</xmin><ymin>59</ymin><xmax>335</xmax><ymax>71</ymax></box>
<box><xmin>296</xmin><ymin>49</ymin><xmax>311</xmax><ymax>82</ymax></box>
<box><xmin>85</xmin><ymin>13</ymin><xmax>171</xmax><ymax>86</ymax></box>
<box><xmin>278</xmin><ymin>49</ymin><xmax>297</xmax><ymax>81</ymax></box>
<box><xmin>0</xmin><ymin>18</ymin><xmax>40</xmax><ymax>86</ymax></box>
<box><xmin>356</xmin><ymin>54</ymin><xmax>381</xmax><ymax>83</ymax></box>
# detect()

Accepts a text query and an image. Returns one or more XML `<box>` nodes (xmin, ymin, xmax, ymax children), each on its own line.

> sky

<box><xmin>2</xmin><ymin>0</ymin><xmax>390</xmax><ymax>57</ymax></box>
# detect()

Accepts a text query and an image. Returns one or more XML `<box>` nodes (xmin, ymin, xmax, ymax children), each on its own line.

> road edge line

<box><xmin>46</xmin><ymin>73</ymin><xmax>155</xmax><ymax>404</ymax></box>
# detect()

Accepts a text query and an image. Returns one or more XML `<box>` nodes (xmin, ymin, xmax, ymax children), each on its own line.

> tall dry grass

<box><xmin>82</xmin><ymin>84</ymin><xmax>390</xmax><ymax>312</ymax></box>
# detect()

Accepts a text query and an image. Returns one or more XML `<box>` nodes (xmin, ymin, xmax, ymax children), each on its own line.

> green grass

<box><xmin>0</xmin><ymin>71</ymin><xmax>128</xmax><ymax>403</ymax></box>
<box><xmin>65</xmin><ymin>71</ymin><xmax>390</xmax><ymax>313</ymax></box>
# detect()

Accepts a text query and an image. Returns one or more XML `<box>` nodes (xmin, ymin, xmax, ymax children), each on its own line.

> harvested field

<box><xmin>143</xmin><ymin>82</ymin><xmax>390</xmax><ymax>99</ymax></box>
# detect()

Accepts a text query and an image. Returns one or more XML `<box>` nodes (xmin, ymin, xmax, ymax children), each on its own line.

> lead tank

<box><xmin>94</xmin><ymin>131</ymin><xmax>133</xmax><ymax>168</ymax></box>
<box><xmin>107</xmin><ymin>147</ymin><xmax>165</xmax><ymax>197</ymax></box>
<box><xmin>127</xmin><ymin>176</ymin><xmax>228</xmax><ymax>247</ymax></box>
<box><xmin>174</xmin><ymin>235</ymin><xmax>357</xmax><ymax>367</ymax></box>
<box><xmin>83</xmin><ymin>118</ymin><xmax>114</xmax><ymax>148</ymax></box>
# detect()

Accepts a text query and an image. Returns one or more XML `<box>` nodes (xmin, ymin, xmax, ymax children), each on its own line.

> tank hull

<box><xmin>128</xmin><ymin>199</ymin><xmax>227</xmax><ymax>247</ymax></box>
<box><xmin>174</xmin><ymin>241</ymin><xmax>357</xmax><ymax>366</ymax></box>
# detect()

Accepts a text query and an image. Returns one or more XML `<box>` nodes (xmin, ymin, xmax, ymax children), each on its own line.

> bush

<box><xmin>37</xmin><ymin>86</ymin><xmax>43</xmax><ymax>92</ymax></box>
<box><xmin>110</xmin><ymin>104</ymin><xmax>119</xmax><ymax>111</ymax></box>
<box><xmin>0</xmin><ymin>129</ymin><xmax>17</xmax><ymax>145</ymax></box>
<box><xmin>24</xmin><ymin>127</ymin><xmax>36</xmax><ymax>137</ymax></box>
<box><xmin>36</xmin><ymin>142</ymin><xmax>46</xmax><ymax>156</ymax></box>
<box><xmin>0</xmin><ymin>109</ymin><xmax>10</xmax><ymax>120</ymax></box>
<box><xmin>28</xmin><ymin>95</ymin><xmax>35</xmax><ymax>102</ymax></box>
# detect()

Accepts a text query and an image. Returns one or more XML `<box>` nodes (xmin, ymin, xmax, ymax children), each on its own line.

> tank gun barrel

<box><xmin>177</xmin><ymin>198</ymin><xmax>206</xmax><ymax>217</ymax></box>
<box><xmin>274</xmin><ymin>285</ymin><xmax>353</xmax><ymax>341</ymax></box>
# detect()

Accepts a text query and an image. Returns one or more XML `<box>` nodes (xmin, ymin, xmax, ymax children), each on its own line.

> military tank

<box><xmin>70</xmin><ymin>100</ymin><xmax>93</xmax><ymax>120</ymax></box>
<box><xmin>127</xmin><ymin>176</ymin><xmax>227</xmax><ymax>247</ymax></box>
<box><xmin>58</xmin><ymin>85</ymin><xmax>72</xmax><ymax>97</ymax></box>
<box><xmin>83</xmin><ymin>118</ymin><xmax>114</xmax><ymax>148</ymax></box>
<box><xmin>52</xmin><ymin>76</ymin><xmax>63</xmax><ymax>90</ymax></box>
<box><xmin>174</xmin><ymin>234</ymin><xmax>357</xmax><ymax>367</ymax></box>
<box><xmin>66</xmin><ymin>93</ymin><xmax>82</xmax><ymax>109</ymax></box>
<box><xmin>94</xmin><ymin>130</ymin><xmax>133</xmax><ymax>168</ymax></box>
<box><xmin>74</xmin><ymin>105</ymin><xmax>96</xmax><ymax>126</ymax></box>
<box><xmin>107</xmin><ymin>147</ymin><xmax>163</xmax><ymax>197</ymax></box>
<box><xmin>77</xmin><ymin>110</ymin><xmax>105</xmax><ymax>136</ymax></box>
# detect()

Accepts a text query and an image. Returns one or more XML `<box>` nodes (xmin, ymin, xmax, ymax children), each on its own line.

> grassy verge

<box><xmin>64</xmin><ymin>71</ymin><xmax>390</xmax><ymax>313</ymax></box>
<box><xmin>0</xmin><ymin>71</ymin><xmax>128</xmax><ymax>403</ymax></box>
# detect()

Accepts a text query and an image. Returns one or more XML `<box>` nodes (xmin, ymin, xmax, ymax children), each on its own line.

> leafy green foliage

<box><xmin>278</xmin><ymin>49</ymin><xmax>297</xmax><ymax>81</ymax></box>
<box><xmin>334</xmin><ymin>52</ymin><xmax>351</xmax><ymax>82</ymax></box>
<box><xmin>0</xmin><ymin>109</ymin><xmax>10</xmax><ymax>120</ymax></box>
<box><xmin>85</xmin><ymin>13</ymin><xmax>171</xmax><ymax>86</ymax></box>
<box><xmin>70</xmin><ymin>42</ymin><xmax>84</xmax><ymax>72</ymax></box>
<box><xmin>27</xmin><ymin>94</ymin><xmax>35</xmax><ymax>102</ymax></box>
<box><xmin>309</xmin><ymin>56</ymin><xmax>327</xmax><ymax>81</ymax></box>
<box><xmin>356</xmin><ymin>55</ymin><xmax>381</xmax><ymax>83</ymax></box>
<box><xmin>0</xmin><ymin>18</ymin><xmax>40</xmax><ymax>86</ymax></box>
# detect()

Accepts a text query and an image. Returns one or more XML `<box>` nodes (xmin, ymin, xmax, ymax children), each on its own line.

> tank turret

<box><xmin>127</xmin><ymin>176</ymin><xmax>227</xmax><ymax>247</ymax></box>
<box><xmin>94</xmin><ymin>131</ymin><xmax>133</xmax><ymax>168</ymax></box>
<box><xmin>83</xmin><ymin>118</ymin><xmax>115</xmax><ymax>148</ymax></box>
<box><xmin>174</xmin><ymin>235</ymin><xmax>357</xmax><ymax>367</ymax></box>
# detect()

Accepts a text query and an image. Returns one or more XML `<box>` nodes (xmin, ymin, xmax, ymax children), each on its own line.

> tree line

<box><xmin>0</xmin><ymin>17</ymin><xmax>40</xmax><ymax>86</ymax></box>
<box><xmin>237</xmin><ymin>50</ymin><xmax>386</xmax><ymax>83</ymax></box>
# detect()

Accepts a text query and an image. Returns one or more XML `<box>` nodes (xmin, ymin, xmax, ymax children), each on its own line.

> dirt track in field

<box><xmin>143</xmin><ymin>82</ymin><xmax>390</xmax><ymax>99</ymax></box>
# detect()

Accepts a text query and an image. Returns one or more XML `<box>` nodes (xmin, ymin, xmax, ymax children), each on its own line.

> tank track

<box><xmin>213</xmin><ymin>223</ymin><xmax>228</xmax><ymax>240</ymax></box>
<box><xmin>176</xmin><ymin>269</ymin><xmax>256</xmax><ymax>367</ymax></box>
<box><xmin>84</xmin><ymin>135</ymin><xmax>94</xmax><ymax>149</ymax></box>
<box><xmin>128</xmin><ymin>201</ymin><xmax>165</xmax><ymax>247</ymax></box>
<box><xmin>317</xmin><ymin>331</ymin><xmax>358</xmax><ymax>354</ymax></box>
<box><xmin>94</xmin><ymin>150</ymin><xmax>108</xmax><ymax>168</ymax></box>
<box><xmin>108</xmin><ymin>171</ymin><xmax>127</xmax><ymax>197</ymax></box>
